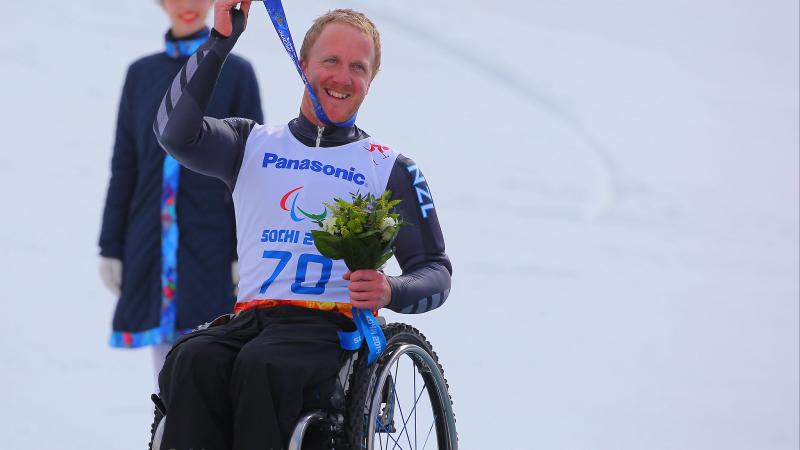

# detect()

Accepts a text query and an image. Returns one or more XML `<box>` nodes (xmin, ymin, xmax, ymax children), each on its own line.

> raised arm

<box><xmin>153</xmin><ymin>3</ymin><xmax>256</xmax><ymax>190</ymax></box>
<box><xmin>385</xmin><ymin>155</ymin><xmax>453</xmax><ymax>314</ymax></box>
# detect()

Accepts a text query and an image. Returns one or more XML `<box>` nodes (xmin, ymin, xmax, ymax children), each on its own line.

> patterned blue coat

<box><xmin>99</xmin><ymin>29</ymin><xmax>263</xmax><ymax>347</ymax></box>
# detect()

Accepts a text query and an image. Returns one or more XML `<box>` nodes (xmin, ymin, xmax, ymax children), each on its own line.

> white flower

<box><xmin>322</xmin><ymin>217</ymin><xmax>337</xmax><ymax>233</ymax></box>
<box><xmin>381</xmin><ymin>229</ymin><xmax>394</xmax><ymax>242</ymax></box>
<box><xmin>380</xmin><ymin>217</ymin><xmax>397</xmax><ymax>231</ymax></box>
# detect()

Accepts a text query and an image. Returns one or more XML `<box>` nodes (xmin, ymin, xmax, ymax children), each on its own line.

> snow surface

<box><xmin>0</xmin><ymin>1</ymin><xmax>797</xmax><ymax>449</ymax></box>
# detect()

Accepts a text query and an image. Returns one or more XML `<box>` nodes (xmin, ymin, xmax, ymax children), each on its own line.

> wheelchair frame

<box><xmin>149</xmin><ymin>321</ymin><xmax>458</xmax><ymax>450</ymax></box>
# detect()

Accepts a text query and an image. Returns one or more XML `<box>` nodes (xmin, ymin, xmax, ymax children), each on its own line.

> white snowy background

<box><xmin>1</xmin><ymin>0</ymin><xmax>797</xmax><ymax>449</ymax></box>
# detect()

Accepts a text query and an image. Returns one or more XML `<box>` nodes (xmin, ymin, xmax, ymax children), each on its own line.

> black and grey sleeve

<box><xmin>153</xmin><ymin>9</ymin><xmax>256</xmax><ymax>191</ymax></box>
<box><xmin>385</xmin><ymin>155</ymin><xmax>453</xmax><ymax>314</ymax></box>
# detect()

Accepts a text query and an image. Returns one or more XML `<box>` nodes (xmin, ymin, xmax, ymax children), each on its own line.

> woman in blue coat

<box><xmin>98</xmin><ymin>0</ymin><xmax>263</xmax><ymax>384</ymax></box>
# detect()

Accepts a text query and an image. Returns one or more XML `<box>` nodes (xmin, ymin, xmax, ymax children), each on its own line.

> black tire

<box><xmin>148</xmin><ymin>406</ymin><xmax>164</xmax><ymax>450</ymax></box>
<box><xmin>345</xmin><ymin>324</ymin><xmax>457</xmax><ymax>450</ymax></box>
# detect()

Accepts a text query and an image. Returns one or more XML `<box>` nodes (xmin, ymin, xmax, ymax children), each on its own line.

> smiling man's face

<box><xmin>300</xmin><ymin>22</ymin><xmax>376</xmax><ymax>126</ymax></box>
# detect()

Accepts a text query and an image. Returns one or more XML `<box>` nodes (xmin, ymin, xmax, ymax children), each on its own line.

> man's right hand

<box><xmin>214</xmin><ymin>0</ymin><xmax>252</xmax><ymax>38</ymax></box>
<box><xmin>99</xmin><ymin>257</ymin><xmax>122</xmax><ymax>297</ymax></box>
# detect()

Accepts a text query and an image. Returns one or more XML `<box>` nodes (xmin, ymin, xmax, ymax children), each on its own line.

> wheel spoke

<box><xmin>421</xmin><ymin>414</ymin><xmax>437</xmax><ymax>450</ymax></box>
<box><xmin>390</xmin><ymin>356</ymin><xmax>437</xmax><ymax>450</ymax></box>
<box><xmin>389</xmin><ymin>360</ymin><xmax>415</xmax><ymax>450</ymax></box>
<box><xmin>396</xmin><ymin>383</ymin><xmax>429</xmax><ymax>449</ymax></box>
<box><xmin>386</xmin><ymin>418</ymin><xmax>391</xmax><ymax>450</ymax></box>
<box><xmin>354</xmin><ymin>328</ymin><xmax>455</xmax><ymax>450</ymax></box>
<box><xmin>386</xmin><ymin>362</ymin><xmax>394</xmax><ymax>450</ymax></box>
<box><xmin>413</xmin><ymin>363</ymin><xmax>417</xmax><ymax>449</ymax></box>
<box><xmin>376</xmin><ymin>417</ymin><xmax>404</xmax><ymax>448</ymax></box>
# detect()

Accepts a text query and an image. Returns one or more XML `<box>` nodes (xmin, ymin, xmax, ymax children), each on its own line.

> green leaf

<box><xmin>341</xmin><ymin>235</ymin><xmax>374</xmax><ymax>271</ymax></box>
<box><xmin>375</xmin><ymin>250</ymin><xmax>394</xmax><ymax>269</ymax></box>
<box><xmin>311</xmin><ymin>230</ymin><xmax>343</xmax><ymax>260</ymax></box>
<box><xmin>355</xmin><ymin>229</ymin><xmax>379</xmax><ymax>239</ymax></box>
<box><xmin>354</xmin><ymin>237</ymin><xmax>376</xmax><ymax>270</ymax></box>
<box><xmin>339</xmin><ymin>236</ymin><xmax>359</xmax><ymax>271</ymax></box>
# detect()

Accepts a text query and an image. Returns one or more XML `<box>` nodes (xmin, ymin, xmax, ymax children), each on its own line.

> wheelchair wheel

<box><xmin>346</xmin><ymin>324</ymin><xmax>457</xmax><ymax>450</ymax></box>
<box><xmin>148</xmin><ymin>408</ymin><xmax>164</xmax><ymax>450</ymax></box>
<box><xmin>148</xmin><ymin>395</ymin><xmax>166</xmax><ymax>450</ymax></box>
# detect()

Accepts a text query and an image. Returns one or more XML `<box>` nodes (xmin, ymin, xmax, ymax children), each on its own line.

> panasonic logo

<box><xmin>262</xmin><ymin>153</ymin><xmax>366</xmax><ymax>186</ymax></box>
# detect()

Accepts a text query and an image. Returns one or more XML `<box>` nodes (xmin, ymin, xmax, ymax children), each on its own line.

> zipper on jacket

<box><xmin>315</xmin><ymin>126</ymin><xmax>324</xmax><ymax>147</ymax></box>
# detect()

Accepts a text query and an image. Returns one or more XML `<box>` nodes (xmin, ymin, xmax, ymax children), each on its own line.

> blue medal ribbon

<box><xmin>338</xmin><ymin>308</ymin><xmax>387</xmax><ymax>365</ymax></box>
<box><xmin>337</xmin><ymin>329</ymin><xmax>362</xmax><ymax>351</ymax></box>
<box><xmin>260</xmin><ymin>0</ymin><xmax>382</xmax><ymax>361</ymax></box>
<box><xmin>261</xmin><ymin>0</ymin><xmax>357</xmax><ymax>127</ymax></box>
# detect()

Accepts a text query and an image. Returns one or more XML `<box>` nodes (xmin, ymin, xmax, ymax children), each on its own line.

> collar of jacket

<box><xmin>288</xmin><ymin>112</ymin><xmax>370</xmax><ymax>148</ymax></box>
<box><xmin>165</xmin><ymin>27</ymin><xmax>210</xmax><ymax>59</ymax></box>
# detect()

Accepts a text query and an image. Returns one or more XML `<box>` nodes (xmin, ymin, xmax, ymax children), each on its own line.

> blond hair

<box><xmin>300</xmin><ymin>9</ymin><xmax>381</xmax><ymax>78</ymax></box>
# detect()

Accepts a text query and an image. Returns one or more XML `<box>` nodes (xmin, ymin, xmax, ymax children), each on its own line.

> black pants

<box><xmin>158</xmin><ymin>306</ymin><xmax>354</xmax><ymax>450</ymax></box>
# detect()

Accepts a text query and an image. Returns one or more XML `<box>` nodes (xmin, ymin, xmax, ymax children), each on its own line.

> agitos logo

<box><xmin>280</xmin><ymin>186</ymin><xmax>327</xmax><ymax>222</ymax></box>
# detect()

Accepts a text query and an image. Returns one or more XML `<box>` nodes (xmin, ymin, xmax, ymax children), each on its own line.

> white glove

<box><xmin>99</xmin><ymin>257</ymin><xmax>123</xmax><ymax>297</ymax></box>
<box><xmin>232</xmin><ymin>260</ymin><xmax>240</xmax><ymax>296</ymax></box>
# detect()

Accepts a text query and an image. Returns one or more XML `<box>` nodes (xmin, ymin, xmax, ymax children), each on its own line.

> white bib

<box><xmin>232</xmin><ymin>124</ymin><xmax>398</xmax><ymax>310</ymax></box>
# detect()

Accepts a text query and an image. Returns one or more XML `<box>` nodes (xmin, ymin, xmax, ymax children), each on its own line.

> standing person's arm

<box><xmin>98</xmin><ymin>68</ymin><xmax>138</xmax><ymax>295</ymax></box>
<box><xmin>153</xmin><ymin>2</ymin><xmax>255</xmax><ymax>190</ymax></box>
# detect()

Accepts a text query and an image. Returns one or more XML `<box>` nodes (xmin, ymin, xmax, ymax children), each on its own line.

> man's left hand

<box><xmin>343</xmin><ymin>269</ymin><xmax>391</xmax><ymax>312</ymax></box>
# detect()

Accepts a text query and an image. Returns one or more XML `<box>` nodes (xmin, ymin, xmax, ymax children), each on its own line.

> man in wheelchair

<box><xmin>152</xmin><ymin>2</ymin><xmax>452</xmax><ymax>449</ymax></box>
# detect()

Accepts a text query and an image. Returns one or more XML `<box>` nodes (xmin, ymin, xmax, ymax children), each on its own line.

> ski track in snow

<box><xmin>347</xmin><ymin>0</ymin><xmax>622</xmax><ymax>220</ymax></box>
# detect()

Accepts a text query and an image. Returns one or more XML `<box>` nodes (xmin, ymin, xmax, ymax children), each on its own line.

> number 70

<box><xmin>260</xmin><ymin>250</ymin><xmax>333</xmax><ymax>295</ymax></box>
